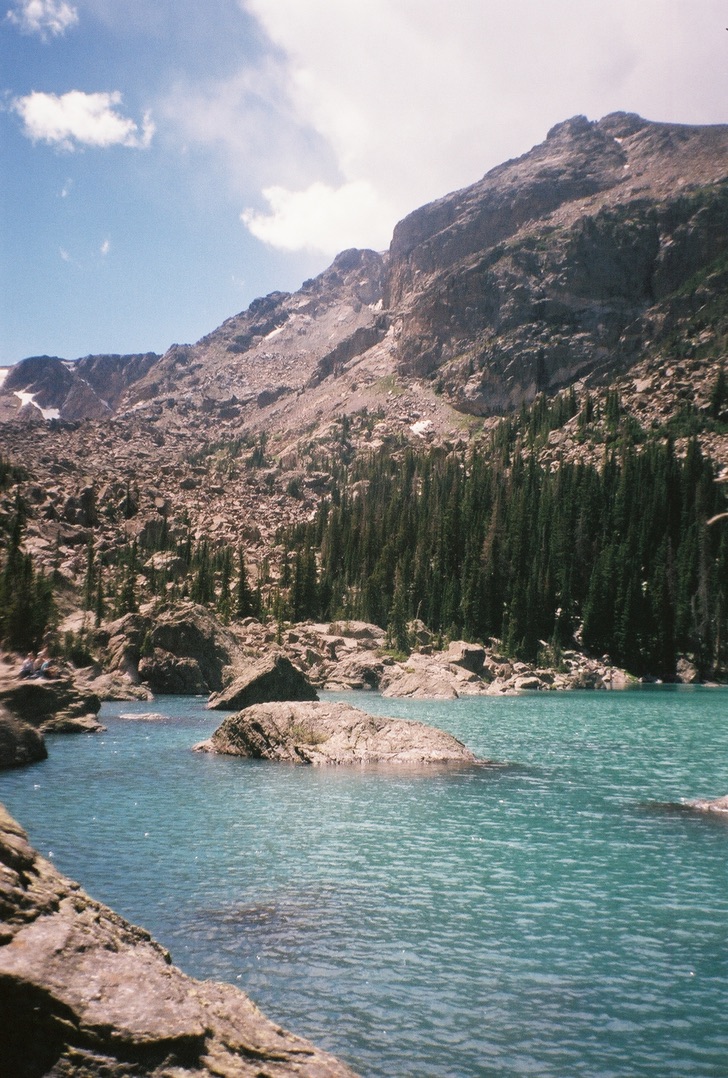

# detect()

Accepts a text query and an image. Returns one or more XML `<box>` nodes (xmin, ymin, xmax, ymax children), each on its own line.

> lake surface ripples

<box><xmin>2</xmin><ymin>687</ymin><xmax>728</xmax><ymax>1077</ymax></box>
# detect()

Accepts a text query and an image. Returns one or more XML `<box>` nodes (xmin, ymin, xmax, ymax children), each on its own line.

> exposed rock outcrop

<box><xmin>388</xmin><ymin>113</ymin><xmax>728</xmax><ymax>414</ymax></box>
<box><xmin>378</xmin><ymin>643</ymin><xmax>634</xmax><ymax>697</ymax></box>
<box><xmin>102</xmin><ymin>603</ymin><xmax>245</xmax><ymax>695</ymax></box>
<box><xmin>0</xmin><ymin>672</ymin><xmax>103</xmax><ymax>733</ymax></box>
<box><xmin>139</xmin><ymin>649</ymin><xmax>207</xmax><ymax>694</ymax></box>
<box><xmin>0</xmin><ymin>351</ymin><xmax>160</xmax><ymax>423</ymax></box>
<box><xmin>0</xmin><ymin>803</ymin><xmax>358</xmax><ymax>1078</ymax></box>
<box><xmin>0</xmin><ymin>708</ymin><xmax>47</xmax><ymax>770</ymax></box>
<box><xmin>207</xmin><ymin>653</ymin><xmax>318</xmax><ymax>711</ymax></box>
<box><xmin>196</xmin><ymin>700</ymin><xmax>479</xmax><ymax>765</ymax></box>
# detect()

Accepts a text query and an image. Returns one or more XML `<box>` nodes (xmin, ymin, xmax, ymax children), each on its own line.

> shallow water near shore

<box><xmin>2</xmin><ymin>686</ymin><xmax>728</xmax><ymax>1077</ymax></box>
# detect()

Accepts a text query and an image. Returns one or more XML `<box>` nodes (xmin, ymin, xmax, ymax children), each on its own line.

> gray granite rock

<box><xmin>0</xmin><ymin>671</ymin><xmax>103</xmax><ymax>734</ymax></box>
<box><xmin>196</xmin><ymin>700</ymin><xmax>480</xmax><ymax>766</ymax></box>
<box><xmin>207</xmin><ymin>653</ymin><xmax>318</xmax><ymax>711</ymax></box>
<box><xmin>0</xmin><ymin>708</ymin><xmax>47</xmax><ymax>770</ymax></box>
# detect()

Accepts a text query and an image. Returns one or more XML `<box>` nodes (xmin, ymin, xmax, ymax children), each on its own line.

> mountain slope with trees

<box><xmin>0</xmin><ymin>113</ymin><xmax>727</xmax><ymax>683</ymax></box>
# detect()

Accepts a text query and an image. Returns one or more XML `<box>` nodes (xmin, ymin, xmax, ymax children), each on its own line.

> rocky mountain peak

<box><xmin>1</xmin><ymin>112</ymin><xmax>726</xmax><ymax>462</ymax></box>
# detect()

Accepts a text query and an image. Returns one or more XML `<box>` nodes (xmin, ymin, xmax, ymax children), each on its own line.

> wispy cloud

<box><xmin>100</xmin><ymin>238</ymin><xmax>111</xmax><ymax>256</ymax></box>
<box><xmin>160</xmin><ymin>61</ymin><xmax>330</xmax><ymax>197</ymax></box>
<box><xmin>12</xmin><ymin>90</ymin><xmax>155</xmax><ymax>151</ymax></box>
<box><xmin>7</xmin><ymin>0</ymin><xmax>78</xmax><ymax>39</ymax></box>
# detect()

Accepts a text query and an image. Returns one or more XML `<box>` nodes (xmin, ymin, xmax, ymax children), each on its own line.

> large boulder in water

<box><xmin>0</xmin><ymin>802</ymin><xmax>359</xmax><ymax>1078</ymax></box>
<box><xmin>0</xmin><ymin>708</ymin><xmax>47</xmax><ymax>770</ymax></box>
<box><xmin>207</xmin><ymin>652</ymin><xmax>318</xmax><ymax>711</ymax></box>
<box><xmin>196</xmin><ymin>700</ymin><xmax>480</xmax><ymax>765</ymax></box>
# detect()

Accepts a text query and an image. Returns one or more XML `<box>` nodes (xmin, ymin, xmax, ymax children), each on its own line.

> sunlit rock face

<box><xmin>386</xmin><ymin>113</ymin><xmax>728</xmax><ymax>414</ymax></box>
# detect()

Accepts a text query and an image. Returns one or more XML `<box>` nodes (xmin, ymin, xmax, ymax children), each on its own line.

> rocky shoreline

<box><xmin>0</xmin><ymin>803</ymin><xmax>358</xmax><ymax>1078</ymax></box>
<box><xmin>0</xmin><ymin>601</ymin><xmax>703</xmax><ymax>770</ymax></box>
<box><xmin>71</xmin><ymin>604</ymin><xmax>643</xmax><ymax>704</ymax></box>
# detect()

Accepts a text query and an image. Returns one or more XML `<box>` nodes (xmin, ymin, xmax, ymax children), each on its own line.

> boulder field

<box><xmin>0</xmin><ymin>803</ymin><xmax>359</xmax><ymax>1078</ymax></box>
<box><xmin>195</xmin><ymin>699</ymin><xmax>481</xmax><ymax>766</ymax></box>
<box><xmin>80</xmin><ymin>605</ymin><xmax>637</xmax><ymax>705</ymax></box>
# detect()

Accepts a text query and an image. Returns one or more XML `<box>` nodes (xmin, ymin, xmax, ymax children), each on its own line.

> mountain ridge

<box><xmin>3</xmin><ymin>112</ymin><xmax>728</xmax><ymax>443</ymax></box>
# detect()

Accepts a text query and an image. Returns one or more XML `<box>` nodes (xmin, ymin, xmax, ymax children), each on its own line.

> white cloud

<box><xmin>12</xmin><ymin>90</ymin><xmax>155</xmax><ymax>151</ymax></box>
<box><xmin>100</xmin><ymin>238</ymin><xmax>111</xmax><ymax>256</ymax></box>
<box><xmin>7</xmin><ymin>0</ymin><xmax>78</xmax><ymax>38</ymax></box>
<box><xmin>242</xmin><ymin>180</ymin><xmax>394</xmax><ymax>254</ymax></box>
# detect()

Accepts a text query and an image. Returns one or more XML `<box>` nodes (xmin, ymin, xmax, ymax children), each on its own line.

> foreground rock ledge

<box><xmin>0</xmin><ymin>803</ymin><xmax>358</xmax><ymax>1078</ymax></box>
<box><xmin>195</xmin><ymin>700</ymin><xmax>479</xmax><ymax>765</ymax></box>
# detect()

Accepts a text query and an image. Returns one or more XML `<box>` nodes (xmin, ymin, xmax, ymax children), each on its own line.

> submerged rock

<box><xmin>0</xmin><ymin>802</ymin><xmax>359</xmax><ymax>1078</ymax></box>
<box><xmin>207</xmin><ymin>653</ymin><xmax>318</xmax><ymax>711</ymax></box>
<box><xmin>196</xmin><ymin>700</ymin><xmax>480</xmax><ymax>765</ymax></box>
<box><xmin>0</xmin><ymin>708</ymin><xmax>47</xmax><ymax>770</ymax></box>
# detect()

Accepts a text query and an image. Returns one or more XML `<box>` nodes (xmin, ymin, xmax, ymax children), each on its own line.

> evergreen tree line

<box><xmin>0</xmin><ymin>499</ymin><xmax>54</xmax><ymax>654</ymax></box>
<box><xmin>280</xmin><ymin>438</ymin><xmax>728</xmax><ymax>679</ymax></box>
<box><xmin>81</xmin><ymin>528</ymin><xmax>263</xmax><ymax>625</ymax></box>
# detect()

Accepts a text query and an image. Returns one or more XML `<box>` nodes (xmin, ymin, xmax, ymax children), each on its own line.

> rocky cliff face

<box><xmin>386</xmin><ymin>113</ymin><xmax>728</xmax><ymax>413</ymax></box>
<box><xmin>0</xmin><ymin>352</ymin><xmax>160</xmax><ymax>423</ymax></box>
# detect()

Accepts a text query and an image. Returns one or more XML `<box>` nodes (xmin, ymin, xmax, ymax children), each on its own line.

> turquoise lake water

<box><xmin>2</xmin><ymin>687</ymin><xmax>728</xmax><ymax>1077</ymax></box>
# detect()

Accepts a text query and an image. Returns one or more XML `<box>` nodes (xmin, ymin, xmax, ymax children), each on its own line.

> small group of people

<box><xmin>18</xmin><ymin>647</ymin><xmax>61</xmax><ymax>680</ymax></box>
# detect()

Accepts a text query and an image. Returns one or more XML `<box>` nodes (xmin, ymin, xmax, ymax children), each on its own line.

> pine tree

<box><xmin>235</xmin><ymin>548</ymin><xmax>255</xmax><ymax>619</ymax></box>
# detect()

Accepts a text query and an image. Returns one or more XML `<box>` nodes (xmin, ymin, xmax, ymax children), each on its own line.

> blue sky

<box><xmin>1</xmin><ymin>0</ymin><xmax>727</xmax><ymax>365</ymax></box>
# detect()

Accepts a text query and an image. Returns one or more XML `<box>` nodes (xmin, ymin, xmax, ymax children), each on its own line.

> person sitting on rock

<box><xmin>19</xmin><ymin>653</ymin><xmax>36</xmax><ymax>678</ymax></box>
<box><xmin>35</xmin><ymin>647</ymin><xmax>59</xmax><ymax>678</ymax></box>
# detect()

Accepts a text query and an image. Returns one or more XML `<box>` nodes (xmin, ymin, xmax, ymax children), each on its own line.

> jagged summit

<box><xmin>2</xmin><ymin>111</ymin><xmax>728</xmax><ymax>434</ymax></box>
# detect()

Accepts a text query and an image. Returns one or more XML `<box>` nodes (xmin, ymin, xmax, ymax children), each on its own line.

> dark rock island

<box><xmin>207</xmin><ymin>653</ymin><xmax>318</xmax><ymax>712</ymax></box>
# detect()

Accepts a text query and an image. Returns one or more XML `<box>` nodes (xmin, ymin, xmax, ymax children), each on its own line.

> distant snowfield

<box><xmin>0</xmin><ymin>369</ymin><xmax>8</xmax><ymax>388</ymax></box>
<box><xmin>13</xmin><ymin>390</ymin><xmax>60</xmax><ymax>421</ymax></box>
